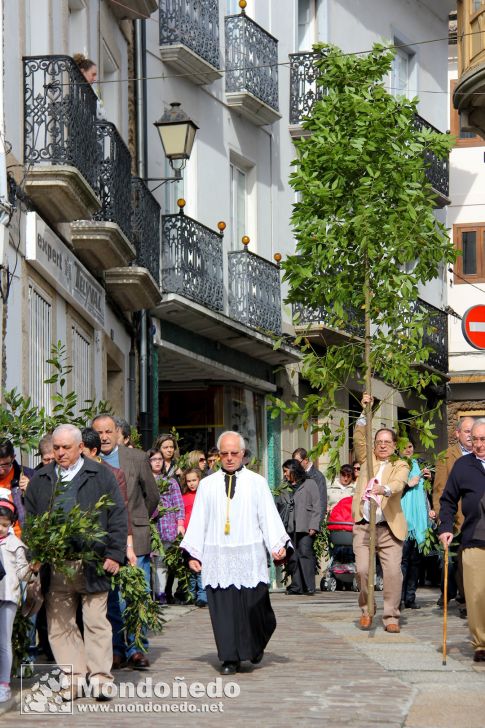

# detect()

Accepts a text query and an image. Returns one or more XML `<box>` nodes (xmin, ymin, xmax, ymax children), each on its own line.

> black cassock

<box><xmin>206</xmin><ymin>581</ymin><xmax>277</xmax><ymax>662</ymax></box>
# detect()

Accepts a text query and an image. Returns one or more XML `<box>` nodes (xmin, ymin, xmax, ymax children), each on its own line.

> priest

<box><xmin>181</xmin><ymin>431</ymin><xmax>290</xmax><ymax>675</ymax></box>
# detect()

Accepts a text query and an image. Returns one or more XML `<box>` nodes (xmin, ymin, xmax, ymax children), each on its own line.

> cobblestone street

<box><xmin>3</xmin><ymin>587</ymin><xmax>484</xmax><ymax>728</ymax></box>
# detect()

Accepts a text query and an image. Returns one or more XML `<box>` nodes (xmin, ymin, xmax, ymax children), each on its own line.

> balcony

<box><xmin>289</xmin><ymin>51</ymin><xmax>449</xmax><ymax>206</ymax></box>
<box><xmin>104</xmin><ymin>177</ymin><xmax>162</xmax><ymax>312</ymax></box>
<box><xmin>410</xmin><ymin>298</ymin><xmax>448</xmax><ymax>374</ymax></box>
<box><xmin>228</xmin><ymin>248</ymin><xmax>281</xmax><ymax>335</ymax></box>
<box><xmin>70</xmin><ymin>121</ymin><xmax>135</xmax><ymax>276</ymax></box>
<box><xmin>106</xmin><ymin>0</ymin><xmax>157</xmax><ymax>19</ymax></box>
<box><xmin>225</xmin><ymin>10</ymin><xmax>280</xmax><ymax>125</ymax></box>
<box><xmin>293</xmin><ymin>298</ymin><xmax>448</xmax><ymax>373</ymax></box>
<box><xmin>293</xmin><ymin>302</ymin><xmax>365</xmax><ymax>343</ymax></box>
<box><xmin>159</xmin><ymin>0</ymin><xmax>222</xmax><ymax>85</ymax></box>
<box><xmin>23</xmin><ymin>55</ymin><xmax>100</xmax><ymax>224</ymax></box>
<box><xmin>453</xmin><ymin>2</ymin><xmax>485</xmax><ymax>138</ymax></box>
<box><xmin>161</xmin><ymin>207</ymin><xmax>224</xmax><ymax>311</ymax></box>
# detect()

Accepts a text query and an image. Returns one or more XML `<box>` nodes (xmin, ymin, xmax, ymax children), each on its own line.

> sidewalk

<box><xmin>2</xmin><ymin>588</ymin><xmax>483</xmax><ymax>727</ymax></box>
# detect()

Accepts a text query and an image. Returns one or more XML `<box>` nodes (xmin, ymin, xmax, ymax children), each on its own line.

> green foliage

<box><xmin>0</xmin><ymin>342</ymin><xmax>116</xmax><ymax>458</ymax></box>
<box><xmin>276</xmin><ymin>43</ymin><xmax>456</xmax><ymax>466</ymax></box>
<box><xmin>130</xmin><ymin>426</ymin><xmax>142</xmax><ymax>449</ymax></box>
<box><xmin>420</xmin><ymin>525</ymin><xmax>438</xmax><ymax>556</ymax></box>
<box><xmin>163</xmin><ymin>534</ymin><xmax>191</xmax><ymax>597</ymax></box>
<box><xmin>22</xmin><ymin>492</ymin><xmax>112</xmax><ymax>575</ymax></box>
<box><xmin>313</xmin><ymin>521</ymin><xmax>330</xmax><ymax>563</ymax></box>
<box><xmin>114</xmin><ymin>566</ymin><xmax>165</xmax><ymax>652</ymax></box>
<box><xmin>11</xmin><ymin>612</ymin><xmax>32</xmax><ymax>678</ymax></box>
<box><xmin>0</xmin><ymin>389</ymin><xmax>46</xmax><ymax>457</ymax></box>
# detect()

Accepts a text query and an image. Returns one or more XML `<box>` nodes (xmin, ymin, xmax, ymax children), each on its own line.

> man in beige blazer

<box><xmin>352</xmin><ymin>394</ymin><xmax>409</xmax><ymax>633</ymax></box>
<box><xmin>432</xmin><ymin>416</ymin><xmax>474</xmax><ymax>611</ymax></box>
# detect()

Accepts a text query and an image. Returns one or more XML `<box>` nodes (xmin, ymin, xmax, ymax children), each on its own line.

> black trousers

<box><xmin>401</xmin><ymin>538</ymin><xmax>422</xmax><ymax>604</ymax></box>
<box><xmin>206</xmin><ymin>582</ymin><xmax>276</xmax><ymax>663</ymax></box>
<box><xmin>287</xmin><ymin>532</ymin><xmax>315</xmax><ymax>594</ymax></box>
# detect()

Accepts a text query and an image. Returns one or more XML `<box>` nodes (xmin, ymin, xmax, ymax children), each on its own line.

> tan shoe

<box><xmin>384</xmin><ymin>623</ymin><xmax>400</xmax><ymax>633</ymax></box>
<box><xmin>359</xmin><ymin>614</ymin><xmax>372</xmax><ymax>630</ymax></box>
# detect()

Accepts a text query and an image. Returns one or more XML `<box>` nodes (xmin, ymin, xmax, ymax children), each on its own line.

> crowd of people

<box><xmin>0</xmin><ymin>403</ymin><xmax>483</xmax><ymax>702</ymax></box>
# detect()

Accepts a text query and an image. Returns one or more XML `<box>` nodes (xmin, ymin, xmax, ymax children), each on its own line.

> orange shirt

<box><xmin>0</xmin><ymin>467</ymin><xmax>21</xmax><ymax>537</ymax></box>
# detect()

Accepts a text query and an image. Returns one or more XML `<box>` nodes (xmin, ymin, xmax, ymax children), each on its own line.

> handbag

<box><xmin>21</xmin><ymin>570</ymin><xmax>44</xmax><ymax>618</ymax></box>
<box><xmin>278</xmin><ymin>493</ymin><xmax>295</xmax><ymax>532</ymax></box>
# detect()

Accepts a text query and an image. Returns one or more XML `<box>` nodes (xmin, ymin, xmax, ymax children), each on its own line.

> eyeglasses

<box><xmin>219</xmin><ymin>451</ymin><xmax>241</xmax><ymax>457</ymax></box>
<box><xmin>472</xmin><ymin>437</ymin><xmax>485</xmax><ymax>444</ymax></box>
<box><xmin>375</xmin><ymin>440</ymin><xmax>394</xmax><ymax>447</ymax></box>
<box><xmin>0</xmin><ymin>459</ymin><xmax>13</xmax><ymax>471</ymax></box>
<box><xmin>199</xmin><ymin>457</ymin><xmax>207</xmax><ymax>462</ymax></box>
<box><xmin>353</xmin><ymin>466</ymin><xmax>361</xmax><ymax>471</ymax></box>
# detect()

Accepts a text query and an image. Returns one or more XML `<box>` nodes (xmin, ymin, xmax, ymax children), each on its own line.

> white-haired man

<box><xmin>181</xmin><ymin>431</ymin><xmax>290</xmax><ymax>675</ymax></box>
<box><xmin>24</xmin><ymin>424</ymin><xmax>127</xmax><ymax>699</ymax></box>
<box><xmin>439</xmin><ymin>418</ymin><xmax>485</xmax><ymax>663</ymax></box>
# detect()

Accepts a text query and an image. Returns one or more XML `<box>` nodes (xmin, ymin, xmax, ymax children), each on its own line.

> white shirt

<box><xmin>180</xmin><ymin>467</ymin><xmax>289</xmax><ymax>589</ymax></box>
<box><xmin>56</xmin><ymin>456</ymin><xmax>84</xmax><ymax>483</ymax></box>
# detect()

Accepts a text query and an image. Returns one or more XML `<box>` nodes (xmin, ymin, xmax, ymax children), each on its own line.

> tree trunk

<box><xmin>364</xmin><ymin>263</ymin><xmax>376</xmax><ymax>617</ymax></box>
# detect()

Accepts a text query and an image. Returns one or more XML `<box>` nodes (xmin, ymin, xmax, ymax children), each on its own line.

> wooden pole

<box><xmin>364</xmin><ymin>262</ymin><xmax>376</xmax><ymax>619</ymax></box>
<box><xmin>442</xmin><ymin>543</ymin><xmax>448</xmax><ymax>665</ymax></box>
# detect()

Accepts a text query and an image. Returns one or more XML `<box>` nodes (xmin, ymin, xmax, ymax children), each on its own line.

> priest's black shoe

<box><xmin>250</xmin><ymin>651</ymin><xmax>264</xmax><ymax>664</ymax></box>
<box><xmin>220</xmin><ymin>661</ymin><xmax>240</xmax><ymax>675</ymax></box>
<box><xmin>404</xmin><ymin>601</ymin><xmax>421</xmax><ymax>609</ymax></box>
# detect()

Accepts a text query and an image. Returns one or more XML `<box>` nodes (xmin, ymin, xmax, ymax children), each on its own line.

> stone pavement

<box><xmin>2</xmin><ymin>587</ymin><xmax>484</xmax><ymax>728</ymax></box>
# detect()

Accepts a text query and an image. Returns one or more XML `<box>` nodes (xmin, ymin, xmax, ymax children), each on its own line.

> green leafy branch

<box><xmin>114</xmin><ymin>566</ymin><xmax>165</xmax><ymax>652</ymax></box>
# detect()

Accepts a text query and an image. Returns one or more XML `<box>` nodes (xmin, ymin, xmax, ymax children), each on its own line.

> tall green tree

<box><xmin>273</xmin><ymin>43</ymin><xmax>456</xmax><ymax>610</ymax></box>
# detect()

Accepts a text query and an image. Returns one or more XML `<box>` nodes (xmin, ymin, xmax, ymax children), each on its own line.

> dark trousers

<box><xmin>401</xmin><ymin>538</ymin><xmax>422</xmax><ymax>605</ymax></box>
<box><xmin>287</xmin><ymin>532</ymin><xmax>315</xmax><ymax>593</ymax></box>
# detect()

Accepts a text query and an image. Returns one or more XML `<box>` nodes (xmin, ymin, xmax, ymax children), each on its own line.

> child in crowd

<box><xmin>182</xmin><ymin>468</ymin><xmax>207</xmax><ymax>607</ymax></box>
<box><xmin>0</xmin><ymin>499</ymin><xmax>30</xmax><ymax>703</ymax></box>
<box><xmin>149</xmin><ymin>450</ymin><xmax>185</xmax><ymax>605</ymax></box>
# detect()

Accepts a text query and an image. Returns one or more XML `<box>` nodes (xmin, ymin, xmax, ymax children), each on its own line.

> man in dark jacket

<box><xmin>292</xmin><ymin>447</ymin><xmax>327</xmax><ymax>516</ymax></box>
<box><xmin>92</xmin><ymin>414</ymin><xmax>159</xmax><ymax>669</ymax></box>
<box><xmin>439</xmin><ymin>419</ymin><xmax>485</xmax><ymax>663</ymax></box>
<box><xmin>24</xmin><ymin>424</ymin><xmax>127</xmax><ymax>699</ymax></box>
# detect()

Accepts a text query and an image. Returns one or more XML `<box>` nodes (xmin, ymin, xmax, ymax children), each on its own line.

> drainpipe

<box><xmin>135</xmin><ymin>18</ymin><xmax>152</xmax><ymax>448</ymax></box>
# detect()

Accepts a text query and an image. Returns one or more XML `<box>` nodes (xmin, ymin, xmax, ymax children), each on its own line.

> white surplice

<box><xmin>180</xmin><ymin>467</ymin><xmax>289</xmax><ymax>589</ymax></box>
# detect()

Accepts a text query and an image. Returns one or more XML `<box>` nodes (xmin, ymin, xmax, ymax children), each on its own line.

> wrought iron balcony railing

<box><xmin>161</xmin><ymin>210</ymin><xmax>224</xmax><ymax>311</ymax></box>
<box><xmin>159</xmin><ymin>0</ymin><xmax>220</xmax><ymax>70</ymax></box>
<box><xmin>132</xmin><ymin>177</ymin><xmax>161</xmax><ymax>283</ymax></box>
<box><xmin>292</xmin><ymin>298</ymin><xmax>447</xmax><ymax>373</ymax></box>
<box><xmin>225</xmin><ymin>12</ymin><xmax>279</xmax><ymax>112</ymax></box>
<box><xmin>413</xmin><ymin>115</ymin><xmax>450</xmax><ymax>199</ymax></box>
<box><xmin>23</xmin><ymin>55</ymin><xmax>99</xmax><ymax>190</ymax></box>
<box><xmin>289</xmin><ymin>51</ymin><xmax>324</xmax><ymax>126</ymax></box>
<box><xmin>292</xmin><ymin>302</ymin><xmax>365</xmax><ymax>339</ymax></box>
<box><xmin>94</xmin><ymin>122</ymin><xmax>132</xmax><ymax>242</ymax></box>
<box><xmin>289</xmin><ymin>52</ymin><xmax>449</xmax><ymax>200</ymax></box>
<box><xmin>228</xmin><ymin>249</ymin><xmax>282</xmax><ymax>335</ymax></box>
<box><xmin>412</xmin><ymin>298</ymin><xmax>448</xmax><ymax>373</ymax></box>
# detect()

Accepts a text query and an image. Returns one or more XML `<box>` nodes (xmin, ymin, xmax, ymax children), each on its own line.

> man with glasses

<box><xmin>181</xmin><ymin>430</ymin><xmax>290</xmax><ymax>675</ymax></box>
<box><xmin>352</xmin><ymin>394</ymin><xmax>409</xmax><ymax>633</ymax></box>
<box><xmin>439</xmin><ymin>419</ymin><xmax>485</xmax><ymax>663</ymax></box>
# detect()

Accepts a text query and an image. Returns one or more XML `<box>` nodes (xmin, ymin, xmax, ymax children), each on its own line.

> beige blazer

<box><xmin>351</xmin><ymin>425</ymin><xmax>409</xmax><ymax>541</ymax></box>
<box><xmin>433</xmin><ymin>442</ymin><xmax>464</xmax><ymax>529</ymax></box>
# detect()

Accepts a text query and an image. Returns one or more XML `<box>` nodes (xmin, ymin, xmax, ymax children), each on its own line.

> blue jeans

<box><xmin>189</xmin><ymin>572</ymin><xmax>207</xmax><ymax>604</ymax></box>
<box><xmin>108</xmin><ymin>555</ymin><xmax>151</xmax><ymax>658</ymax></box>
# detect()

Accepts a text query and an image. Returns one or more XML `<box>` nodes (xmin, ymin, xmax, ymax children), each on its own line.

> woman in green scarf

<box><xmin>400</xmin><ymin>440</ymin><xmax>435</xmax><ymax>609</ymax></box>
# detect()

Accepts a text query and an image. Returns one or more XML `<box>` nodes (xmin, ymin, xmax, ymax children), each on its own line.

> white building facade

<box><xmin>0</xmin><ymin>0</ymin><xmax>454</xmax><ymax>478</ymax></box>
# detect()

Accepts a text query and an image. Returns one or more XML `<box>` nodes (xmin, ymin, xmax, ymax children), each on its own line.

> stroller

<box><xmin>321</xmin><ymin>496</ymin><xmax>383</xmax><ymax>592</ymax></box>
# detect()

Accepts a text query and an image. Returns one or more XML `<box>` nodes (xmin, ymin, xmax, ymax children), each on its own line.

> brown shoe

<box><xmin>384</xmin><ymin>623</ymin><xmax>400</xmax><ymax>633</ymax></box>
<box><xmin>473</xmin><ymin>649</ymin><xmax>485</xmax><ymax>662</ymax></box>
<box><xmin>112</xmin><ymin>654</ymin><xmax>127</xmax><ymax>670</ymax></box>
<box><xmin>359</xmin><ymin>614</ymin><xmax>372</xmax><ymax>630</ymax></box>
<box><xmin>127</xmin><ymin>652</ymin><xmax>150</xmax><ymax>670</ymax></box>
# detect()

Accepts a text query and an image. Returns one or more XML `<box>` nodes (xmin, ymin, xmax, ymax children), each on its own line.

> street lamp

<box><xmin>146</xmin><ymin>102</ymin><xmax>199</xmax><ymax>186</ymax></box>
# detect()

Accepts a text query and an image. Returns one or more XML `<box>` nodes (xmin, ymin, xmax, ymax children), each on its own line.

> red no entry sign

<box><xmin>462</xmin><ymin>305</ymin><xmax>485</xmax><ymax>350</ymax></box>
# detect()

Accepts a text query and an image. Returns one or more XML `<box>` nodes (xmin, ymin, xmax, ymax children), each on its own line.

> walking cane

<box><xmin>442</xmin><ymin>543</ymin><xmax>448</xmax><ymax>666</ymax></box>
